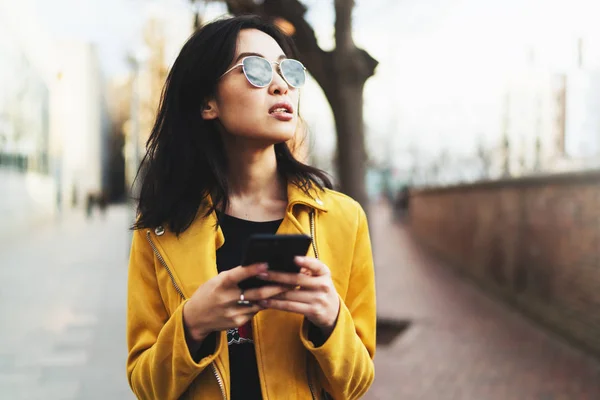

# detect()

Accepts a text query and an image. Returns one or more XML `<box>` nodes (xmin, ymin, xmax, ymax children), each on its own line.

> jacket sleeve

<box><xmin>300</xmin><ymin>203</ymin><xmax>376</xmax><ymax>399</ymax></box>
<box><xmin>126</xmin><ymin>229</ymin><xmax>222</xmax><ymax>399</ymax></box>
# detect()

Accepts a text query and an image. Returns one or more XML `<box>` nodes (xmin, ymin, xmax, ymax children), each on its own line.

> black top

<box><xmin>216</xmin><ymin>211</ymin><xmax>283</xmax><ymax>400</ymax></box>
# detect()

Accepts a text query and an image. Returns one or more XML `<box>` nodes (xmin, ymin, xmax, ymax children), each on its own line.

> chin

<box><xmin>260</xmin><ymin>132</ymin><xmax>296</xmax><ymax>145</ymax></box>
<box><xmin>252</xmin><ymin>126</ymin><xmax>297</xmax><ymax>144</ymax></box>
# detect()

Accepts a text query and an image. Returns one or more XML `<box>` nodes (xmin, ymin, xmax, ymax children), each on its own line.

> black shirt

<box><xmin>216</xmin><ymin>211</ymin><xmax>283</xmax><ymax>400</ymax></box>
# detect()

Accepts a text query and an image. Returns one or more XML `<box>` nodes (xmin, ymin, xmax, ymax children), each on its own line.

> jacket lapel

<box><xmin>150</xmin><ymin>182</ymin><xmax>329</xmax><ymax>297</ymax></box>
<box><xmin>150</xmin><ymin>207</ymin><xmax>223</xmax><ymax>299</ymax></box>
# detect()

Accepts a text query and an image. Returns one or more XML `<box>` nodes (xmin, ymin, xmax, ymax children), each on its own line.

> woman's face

<box><xmin>204</xmin><ymin>29</ymin><xmax>300</xmax><ymax>145</ymax></box>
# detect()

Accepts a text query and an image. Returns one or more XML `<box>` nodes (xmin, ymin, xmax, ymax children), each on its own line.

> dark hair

<box><xmin>133</xmin><ymin>15</ymin><xmax>332</xmax><ymax>235</ymax></box>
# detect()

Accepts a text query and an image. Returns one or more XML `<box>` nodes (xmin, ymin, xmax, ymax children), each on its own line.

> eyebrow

<box><xmin>234</xmin><ymin>52</ymin><xmax>287</xmax><ymax>63</ymax></box>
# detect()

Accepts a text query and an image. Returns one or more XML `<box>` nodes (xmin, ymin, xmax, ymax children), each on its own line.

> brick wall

<box><xmin>409</xmin><ymin>171</ymin><xmax>600</xmax><ymax>356</ymax></box>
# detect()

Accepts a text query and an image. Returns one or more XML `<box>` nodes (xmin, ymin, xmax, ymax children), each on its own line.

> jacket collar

<box><xmin>286</xmin><ymin>181</ymin><xmax>328</xmax><ymax>213</ymax></box>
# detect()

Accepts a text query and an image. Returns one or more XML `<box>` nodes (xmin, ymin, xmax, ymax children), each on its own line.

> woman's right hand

<box><xmin>182</xmin><ymin>263</ymin><xmax>288</xmax><ymax>342</ymax></box>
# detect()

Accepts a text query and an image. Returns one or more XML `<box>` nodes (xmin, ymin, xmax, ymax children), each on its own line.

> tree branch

<box><xmin>222</xmin><ymin>0</ymin><xmax>259</xmax><ymax>15</ymax></box>
<box><xmin>334</xmin><ymin>0</ymin><xmax>354</xmax><ymax>51</ymax></box>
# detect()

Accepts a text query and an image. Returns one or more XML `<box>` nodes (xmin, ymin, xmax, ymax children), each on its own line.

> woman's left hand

<box><xmin>258</xmin><ymin>256</ymin><xmax>340</xmax><ymax>337</ymax></box>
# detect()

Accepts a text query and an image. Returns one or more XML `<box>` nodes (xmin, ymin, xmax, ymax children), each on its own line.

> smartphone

<box><xmin>238</xmin><ymin>234</ymin><xmax>312</xmax><ymax>290</ymax></box>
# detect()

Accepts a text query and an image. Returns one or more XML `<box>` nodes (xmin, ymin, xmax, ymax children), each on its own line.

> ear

<box><xmin>201</xmin><ymin>99</ymin><xmax>219</xmax><ymax>120</ymax></box>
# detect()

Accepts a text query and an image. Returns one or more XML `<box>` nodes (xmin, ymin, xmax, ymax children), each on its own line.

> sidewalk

<box><xmin>365</xmin><ymin>200</ymin><xmax>600</xmax><ymax>400</ymax></box>
<box><xmin>0</xmin><ymin>206</ymin><xmax>135</xmax><ymax>400</ymax></box>
<box><xmin>0</xmin><ymin>170</ymin><xmax>57</xmax><ymax>239</ymax></box>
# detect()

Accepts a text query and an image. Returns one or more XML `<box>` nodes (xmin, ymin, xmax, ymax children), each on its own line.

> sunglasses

<box><xmin>220</xmin><ymin>56</ymin><xmax>307</xmax><ymax>88</ymax></box>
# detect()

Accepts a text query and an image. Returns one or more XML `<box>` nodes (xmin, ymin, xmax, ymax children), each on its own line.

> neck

<box><xmin>222</xmin><ymin>137</ymin><xmax>286</xmax><ymax>205</ymax></box>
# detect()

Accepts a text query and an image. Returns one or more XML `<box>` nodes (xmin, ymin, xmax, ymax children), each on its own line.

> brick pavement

<box><xmin>365</xmin><ymin>199</ymin><xmax>600</xmax><ymax>400</ymax></box>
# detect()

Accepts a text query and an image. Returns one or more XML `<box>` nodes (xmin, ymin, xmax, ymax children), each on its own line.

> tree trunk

<box><xmin>329</xmin><ymin>81</ymin><xmax>368</xmax><ymax>208</ymax></box>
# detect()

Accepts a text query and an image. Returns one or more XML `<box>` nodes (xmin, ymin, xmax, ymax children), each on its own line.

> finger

<box><xmin>232</xmin><ymin>303</ymin><xmax>264</xmax><ymax>315</ymax></box>
<box><xmin>243</xmin><ymin>285</ymin><xmax>293</xmax><ymax>302</ymax></box>
<box><xmin>258</xmin><ymin>270</ymin><xmax>317</xmax><ymax>288</ymax></box>
<box><xmin>295</xmin><ymin>256</ymin><xmax>329</xmax><ymax>276</ymax></box>
<box><xmin>259</xmin><ymin>298</ymin><xmax>313</xmax><ymax>315</ymax></box>
<box><xmin>223</xmin><ymin>263</ymin><xmax>268</xmax><ymax>287</ymax></box>
<box><xmin>223</xmin><ymin>306</ymin><xmax>262</xmax><ymax>329</ymax></box>
<box><xmin>227</xmin><ymin>293</ymin><xmax>265</xmax><ymax>311</ymax></box>
<box><xmin>271</xmin><ymin>289</ymin><xmax>314</xmax><ymax>304</ymax></box>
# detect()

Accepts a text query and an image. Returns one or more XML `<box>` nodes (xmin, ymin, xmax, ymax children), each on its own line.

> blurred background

<box><xmin>2</xmin><ymin>0</ymin><xmax>600</xmax><ymax>399</ymax></box>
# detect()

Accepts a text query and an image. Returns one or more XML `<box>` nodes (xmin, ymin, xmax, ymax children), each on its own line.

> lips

<box><xmin>268</xmin><ymin>102</ymin><xmax>293</xmax><ymax>115</ymax></box>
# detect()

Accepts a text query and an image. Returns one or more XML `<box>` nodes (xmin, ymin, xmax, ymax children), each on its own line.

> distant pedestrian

<box><xmin>126</xmin><ymin>15</ymin><xmax>376</xmax><ymax>400</ymax></box>
<box><xmin>97</xmin><ymin>192</ymin><xmax>107</xmax><ymax>217</ymax></box>
<box><xmin>85</xmin><ymin>193</ymin><xmax>94</xmax><ymax>219</ymax></box>
<box><xmin>394</xmin><ymin>185</ymin><xmax>410</xmax><ymax>220</ymax></box>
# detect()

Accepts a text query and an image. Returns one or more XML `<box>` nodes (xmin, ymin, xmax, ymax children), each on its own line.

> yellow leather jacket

<box><xmin>126</xmin><ymin>183</ymin><xmax>376</xmax><ymax>399</ymax></box>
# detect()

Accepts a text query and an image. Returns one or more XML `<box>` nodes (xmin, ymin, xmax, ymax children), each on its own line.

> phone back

<box><xmin>242</xmin><ymin>234</ymin><xmax>312</xmax><ymax>272</ymax></box>
<box><xmin>238</xmin><ymin>234</ymin><xmax>312</xmax><ymax>290</ymax></box>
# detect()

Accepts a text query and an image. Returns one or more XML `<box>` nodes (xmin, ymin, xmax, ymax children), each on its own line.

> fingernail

<box><xmin>257</xmin><ymin>272</ymin><xmax>269</xmax><ymax>279</ymax></box>
<box><xmin>259</xmin><ymin>300</ymin><xmax>268</xmax><ymax>307</ymax></box>
<box><xmin>294</xmin><ymin>256</ymin><xmax>304</xmax><ymax>262</ymax></box>
<box><xmin>258</xmin><ymin>263</ymin><xmax>268</xmax><ymax>271</ymax></box>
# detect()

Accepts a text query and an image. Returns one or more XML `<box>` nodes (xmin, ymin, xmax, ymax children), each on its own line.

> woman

<box><xmin>126</xmin><ymin>15</ymin><xmax>376</xmax><ymax>400</ymax></box>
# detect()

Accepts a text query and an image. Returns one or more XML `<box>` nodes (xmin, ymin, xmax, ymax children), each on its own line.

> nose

<box><xmin>269</xmin><ymin>65</ymin><xmax>289</xmax><ymax>95</ymax></box>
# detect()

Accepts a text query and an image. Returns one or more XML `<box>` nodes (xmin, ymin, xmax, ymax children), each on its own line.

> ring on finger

<box><xmin>237</xmin><ymin>290</ymin><xmax>252</xmax><ymax>306</ymax></box>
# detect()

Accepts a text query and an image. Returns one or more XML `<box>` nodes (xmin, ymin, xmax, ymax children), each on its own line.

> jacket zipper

<box><xmin>309</xmin><ymin>211</ymin><xmax>319</xmax><ymax>259</ymax></box>
<box><xmin>210</xmin><ymin>363</ymin><xmax>227</xmax><ymax>400</ymax></box>
<box><xmin>145</xmin><ymin>230</ymin><xmax>227</xmax><ymax>400</ymax></box>
<box><xmin>307</xmin><ymin>212</ymin><xmax>318</xmax><ymax>400</ymax></box>
<box><xmin>145</xmin><ymin>231</ymin><xmax>185</xmax><ymax>300</ymax></box>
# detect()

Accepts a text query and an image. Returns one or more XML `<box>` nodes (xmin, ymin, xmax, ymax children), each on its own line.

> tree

<box><xmin>219</xmin><ymin>0</ymin><xmax>379</xmax><ymax>209</ymax></box>
<box><xmin>501</xmin><ymin>133</ymin><xmax>511</xmax><ymax>178</ymax></box>
<box><xmin>477</xmin><ymin>140</ymin><xmax>492</xmax><ymax>180</ymax></box>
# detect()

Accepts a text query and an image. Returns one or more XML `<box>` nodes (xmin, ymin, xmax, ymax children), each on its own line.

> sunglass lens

<box><xmin>280</xmin><ymin>59</ymin><xmax>306</xmax><ymax>88</ymax></box>
<box><xmin>243</xmin><ymin>56</ymin><xmax>273</xmax><ymax>87</ymax></box>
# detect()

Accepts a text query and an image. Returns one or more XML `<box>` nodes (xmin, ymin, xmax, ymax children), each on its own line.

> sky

<box><xmin>354</xmin><ymin>0</ymin><xmax>600</xmax><ymax>165</ymax></box>
<box><xmin>27</xmin><ymin>0</ymin><xmax>193</xmax><ymax>76</ymax></box>
<box><xmin>16</xmin><ymin>0</ymin><xmax>335</xmax><ymax>78</ymax></box>
<box><xmin>3</xmin><ymin>0</ymin><xmax>600</xmax><ymax>172</ymax></box>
